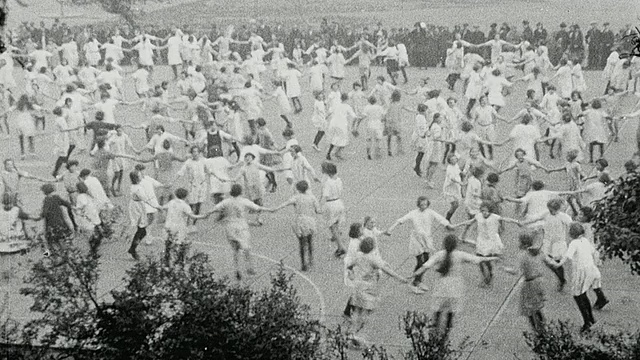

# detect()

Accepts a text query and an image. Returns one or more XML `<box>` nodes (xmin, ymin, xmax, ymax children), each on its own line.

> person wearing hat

<box><xmin>599</xmin><ymin>23</ymin><xmax>615</xmax><ymax>69</ymax></box>
<box><xmin>586</xmin><ymin>22</ymin><xmax>602</xmax><ymax>70</ymax></box>
<box><xmin>467</xmin><ymin>25</ymin><xmax>485</xmax><ymax>56</ymax></box>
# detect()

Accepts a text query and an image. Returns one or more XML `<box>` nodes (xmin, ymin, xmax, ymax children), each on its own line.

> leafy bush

<box><xmin>524</xmin><ymin>320</ymin><xmax>640</xmax><ymax>360</ymax></box>
<box><xmin>592</xmin><ymin>171</ymin><xmax>640</xmax><ymax>275</ymax></box>
<box><xmin>15</xmin><ymin>243</ymin><xmax>327</xmax><ymax>359</ymax></box>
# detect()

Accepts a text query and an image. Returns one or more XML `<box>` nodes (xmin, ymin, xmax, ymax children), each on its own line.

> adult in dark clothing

<box><xmin>568</xmin><ymin>24</ymin><xmax>585</xmax><ymax>63</ymax></box>
<box><xmin>585</xmin><ymin>22</ymin><xmax>602</xmax><ymax>70</ymax></box>
<box><xmin>533</xmin><ymin>22</ymin><xmax>548</xmax><ymax>45</ymax></box>
<box><xmin>599</xmin><ymin>23</ymin><xmax>615</xmax><ymax>69</ymax></box>
<box><xmin>40</xmin><ymin>183</ymin><xmax>74</xmax><ymax>255</ymax></box>
<box><xmin>461</xmin><ymin>24</ymin><xmax>472</xmax><ymax>42</ymax></box>
<box><xmin>522</xmin><ymin>21</ymin><xmax>533</xmax><ymax>43</ymax></box>
<box><xmin>467</xmin><ymin>25</ymin><xmax>485</xmax><ymax>55</ymax></box>
<box><xmin>65</xmin><ymin>111</ymin><xmax>120</xmax><ymax>150</ymax></box>
<box><xmin>552</xmin><ymin>23</ymin><xmax>570</xmax><ymax>64</ymax></box>
<box><xmin>487</xmin><ymin>24</ymin><xmax>498</xmax><ymax>59</ymax></box>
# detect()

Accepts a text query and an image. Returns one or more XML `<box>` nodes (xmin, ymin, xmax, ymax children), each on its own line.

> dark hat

<box><xmin>523</xmin><ymin>20</ymin><xmax>529</xmax><ymax>25</ymax></box>
<box><xmin>603</xmin><ymin>22</ymin><xmax>610</xmax><ymax>26</ymax></box>
<box><xmin>79</xmin><ymin>169</ymin><xmax>91</xmax><ymax>177</ymax></box>
<box><xmin>135</xmin><ymin>164</ymin><xmax>146</xmax><ymax>171</ymax></box>
<box><xmin>560</xmin><ymin>22</ymin><xmax>567</xmax><ymax>28</ymax></box>
<box><xmin>490</xmin><ymin>23</ymin><xmax>497</xmax><ymax>28</ymax></box>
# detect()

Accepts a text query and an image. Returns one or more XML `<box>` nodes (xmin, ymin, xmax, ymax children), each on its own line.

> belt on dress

<box><xmin>326</xmin><ymin>198</ymin><xmax>340</xmax><ymax>202</ymax></box>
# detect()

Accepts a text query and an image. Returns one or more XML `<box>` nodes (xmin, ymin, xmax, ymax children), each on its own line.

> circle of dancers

<box><xmin>1</xmin><ymin>18</ymin><xmax>640</xmax><ymax>348</ymax></box>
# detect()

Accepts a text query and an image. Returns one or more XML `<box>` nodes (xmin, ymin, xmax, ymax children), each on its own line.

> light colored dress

<box><xmin>474</xmin><ymin>213</ymin><xmax>504</xmax><ymax>256</ymax></box>
<box><xmin>346</xmin><ymin>251</ymin><xmax>387</xmax><ymax>311</ymax></box>
<box><xmin>128</xmin><ymin>184</ymin><xmax>149</xmax><ymax>228</ymax></box>
<box><xmin>214</xmin><ymin>197</ymin><xmax>262</xmax><ymax>250</ymax></box>
<box><xmin>443</xmin><ymin>164</ymin><xmax>463</xmax><ymax>202</ymax></box>
<box><xmin>328</xmin><ymin>103</ymin><xmax>356</xmax><ymax>147</ymax></box>
<box><xmin>322</xmin><ymin>177</ymin><xmax>345</xmax><ymax>226</ymax></box>
<box><xmin>582</xmin><ymin>109</ymin><xmax>609</xmax><ymax>144</ymax></box>
<box><xmin>423</xmin><ymin>250</ymin><xmax>483</xmax><ymax>312</ymax></box>
<box><xmin>564</xmin><ymin>237</ymin><xmax>602</xmax><ymax>296</ymax></box>
<box><xmin>178</xmin><ymin>158</ymin><xmax>208</xmax><ymax>205</ymax></box>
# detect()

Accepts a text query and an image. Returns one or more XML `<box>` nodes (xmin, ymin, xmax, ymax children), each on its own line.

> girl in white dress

<box><xmin>311</xmin><ymin>91</ymin><xmax>328</xmax><ymax>151</ymax></box>
<box><xmin>423</xmin><ymin>113</ymin><xmax>445</xmax><ymax>188</ymax></box>
<box><xmin>410</xmin><ymin>104</ymin><xmax>429</xmax><ymax>177</ymax></box>
<box><xmin>326</xmin><ymin>93</ymin><xmax>357</xmax><ymax>161</ymax></box>
<box><xmin>581</xmin><ymin>99</ymin><xmax>609</xmax><ymax>163</ymax></box>
<box><xmin>454</xmin><ymin>202</ymin><xmax>520</xmax><ymax>286</ymax></box>
<box><xmin>571</xmin><ymin>61</ymin><xmax>587</xmax><ymax>93</ymax></box>
<box><xmin>550</xmin><ymin>59</ymin><xmax>573</xmax><ymax>99</ymax></box>
<box><xmin>321</xmin><ymin>162</ymin><xmax>347</xmax><ymax>257</ymax></box>
<box><xmin>443</xmin><ymin>154</ymin><xmax>464</xmax><ymax>221</ymax></box>
<box><xmin>413</xmin><ymin>234</ymin><xmax>498</xmax><ymax>337</ymax></box>
<box><xmin>83</xmin><ymin>37</ymin><xmax>102</xmax><ymax>67</ymax></box>
<box><xmin>176</xmin><ymin>146</ymin><xmax>208</xmax><ymax>227</ymax></box>
<box><xmin>551</xmin><ymin>222</ymin><xmax>609</xmax><ymax>332</ymax></box>
<box><xmin>484</xmin><ymin>69</ymin><xmax>513</xmax><ymax>111</ymax></box>
<box><xmin>283</xmin><ymin>63</ymin><xmax>303</xmax><ymax>113</ymax></box>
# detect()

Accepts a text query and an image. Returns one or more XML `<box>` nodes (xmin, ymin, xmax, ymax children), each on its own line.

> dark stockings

<box><xmin>128</xmin><ymin>226</ymin><xmax>147</xmax><ymax>260</ymax></box>
<box><xmin>313</xmin><ymin>131</ymin><xmax>325</xmax><ymax>146</ymax></box>
<box><xmin>298</xmin><ymin>235</ymin><xmax>313</xmax><ymax>271</ymax></box>
<box><xmin>414</xmin><ymin>152</ymin><xmax>425</xmax><ymax>176</ymax></box>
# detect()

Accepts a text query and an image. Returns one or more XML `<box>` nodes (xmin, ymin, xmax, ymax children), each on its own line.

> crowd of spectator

<box><xmin>7</xmin><ymin>16</ymin><xmax>639</xmax><ymax>70</ymax></box>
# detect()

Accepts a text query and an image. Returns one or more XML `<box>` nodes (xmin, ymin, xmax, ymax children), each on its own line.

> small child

<box><xmin>348</xmin><ymin>82</ymin><xmax>367</xmax><ymax>117</ymax></box>
<box><xmin>362</xmin><ymin>216</ymin><xmax>382</xmax><ymax>256</ymax></box>
<box><xmin>521</xmin><ymin>198</ymin><xmax>572</xmax><ymax>291</ymax></box>
<box><xmin>353</xmin><ymin>96</ymin><xmax>385</xmax><ymax>160</ymax></box>
<box><xmin>163</xmin><ymin>188</ymin><xmax>210</xmax><ymax>266</ymax></box>
<box><xmin>515</xmin><ymin>233</ymin><xmax>548</xmax><ymax>333</ymax></box>
<box><xmin>343</xmin><ymin>222</ymin><xmax>363</xmax><ymax>319</ymax></box>
<box><xmin>454</xmin><ymin>202</ymin><xmax>520</xmax><ymax>286</ymax></box>
<box><xmin>548</xmin><ymin>149</ymin><xmax>585</xmax><ymax>215</ymax></box>
<box><xmin>310</xmin><ymin>91</ymin><xmax>328</xmax><ymax>151</ymax></box>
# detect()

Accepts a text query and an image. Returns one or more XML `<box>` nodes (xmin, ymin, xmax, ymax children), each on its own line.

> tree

<box><xmin>15</xmin><ymin>242</ymin><xmax>328</xmax><ymax>359</ymax></box>
<box><xmin>592</xmin><ymin>171</ymin><xmax>640</xmax><ymax>275</ymax></box>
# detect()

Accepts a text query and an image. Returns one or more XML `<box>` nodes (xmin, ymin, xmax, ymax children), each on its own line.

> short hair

<box><xmin>129</xmin><ymin>171</ymin><xmax>140</xmax><ymax>185</ymax></box>
<box><xmin>547</xmin><ymin>198</ymin><xmax>564</xmax><ymax>211</ymax></box>
<box><xmin>290</xmin><ymin>144</ymin><xmax>302</xmax><ymax>153</ymax></box>
<box><xmin>368</xmin><ymin>96</ymin><xmax>377</xmax><ymax>104</ymax></box>
<box><xmin>391</xmin><ymin>90</ymin><xmax>401</xmax><ymax>102</ymax></box>
<box><xmin>417</xmin><ymin>104</ymin><xmax>428</xmax><ymax>113</ymax></box>
<box><xmin>175</xmin><ymin>188</ymin><xmax>188</xmax><ymax>199</ymax></box>
<box><xmin>515</xmin><ymin>148</ymin><xmax>527</xmax><ymax>157</ymax></box>
<box><xmin>321</xmin><ymin>161</ymin><xmax>337</xmax><ymax>176</ymax></box>
<box><xmin>340</xmin><ymin>93</ymin><xmax>349</xmax><ymax>102</ymax></box>
<box><xmin>591</xmin><ymin>99</ymin><xmax>602</xmax><ymax>109</ymax></box>
<box><xmin>599</xmin><ymin>173</ymin><xmax>611</xmax><ymax>184</ymax></box>
<box><xmin>447</xmin><ymin>153</ymin><xmax>457</xmax><ymax>164</ymax></box>
<box><xmin>625</xmin><ymin>160</ymin><xmax>638</xmax><ymax>172</ymax></box>
<box><xmin>41</xmin><ymin>183</ymin><xmax>55</xmax><ymax>195</ymax></box>
<box><xmin>348</xmin><ymin>222</ymin><xmax>362</xmax><ymax>239</ymax></box>
<box><xmin>352</xmin><ymin>82</ymin><xmax>362</xmax><ymax>89</ymax></box>
<box><xmin>244</xmin><ymin>152</ymin><xmax>256</xmax><ymax>160</ymax></box>
<box><xmin>256</xmin><ymin>118</ymin><xmax>267</xmax><ymax>127</ymax></box>
<box><xmin>79</xmin><ymin>169</ymin><xmax>91</xmax><ymax>178</ymax></box>
<box><xmin>76</xmin><ymin>182</ymin><xmax>89</xmax><ymax>194</ymax></box>
<box><xmin>295</xmin><ymin>180</ymin><xmax>309</xmax><ymax>193</ymax></box>
<box><xmin>486</xmin><ymin>173</ymin><xmax>499</xmax><ymax>184</ymax></box>
<box><xmin>66</xmin><ymin>160</ymin><xmax>79</xmax><ymax>169</ymax></box>
<box><xmin>230</xmin><ymin>184</ymin><xmax>243</xmax><ymax>197</ymax></box>
<box><xmin>471</xmin><ymin>166</ymin><xmax>485</xmax><ymax>178</ymax></box>
<box><xmin>282</xmin><ymin>128</ymin><xmax>294</xmax><ymax>138</ymax></box>
<box><xmin>566</xmin><ymin>149</ymin><xmax>579</xmax><ymax>161</ymax></box>
<box><xmin>531</xmin><ymin>180</ymin><xmax>545</xmax><ymax>190</ymax></box>
<box><xmin>416</xmin><ymin>196</ymin><xmax>429</xmax><ymax>207</ymax></box>
<box><xmin>569</xmin><ymin>222</ymin><xmax>585</xmax><ymax>239</ymax></box>
<box><xmin>359</xmin><ymin>237</ymin><xmax>376</xmax><ymax>254</ymax></box>
<box><xmin>95</xmin><ymin>111</ymin><xmax>105</xmax><ymax>121</ymax></box>
<box><xmin>52</xmin><ymin>107</ymin><xmax>63</xmax><ymax>116</ymax></box>
<box><xmin>460</xmin><ymin>121</ymin><xmax>473</xmax><ymax>132</ymax></box>
<box><xmin>595</xmin><ymin>158</ymin><xmax>609</xmax><ymax>168</ymax></box>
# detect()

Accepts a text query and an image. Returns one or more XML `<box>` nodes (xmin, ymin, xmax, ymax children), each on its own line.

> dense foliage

<box><xmin>13</xmin><ymin>244</ymin><xmax>326</xmax><ymax>359</ymax></box>
<box><xmin>592</xmin><ymin>171</ymin><xmax>640</xmax><ymax>275</ymax></box>
<box><xmin>524</xmin><ymin>320</ymin><xmax>640</xmax><ymax>360</ymax></box>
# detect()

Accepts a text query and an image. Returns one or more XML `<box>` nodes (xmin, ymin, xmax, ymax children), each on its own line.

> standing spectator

<box><xmin>522</xmin><ymin>21</ymin><xmax>533</xmax><ymax>43</ymax></box>
<box><xmin>568</xmin><ymin>24</ymin><xmax>585</xmax><ymax>63</ymax></box>
<box><xmin>468</xmin><ymin>25</ymin><xmax>485</xmax><ymax>55</ymax></box>
<box><xmin>585</xmin><ymin>22</ymin><xmax>602</xmax><ymax>70</ymax></box>
<box><xmin>552</xmin><ymin>22</ymin><xmax>570</xmax><ymax>65</ymax></box>
<box><xmin>533</xmin><ymin>22</ymin><xmax>548</xmax><ymax>45</ymax></box>
<box><xmin>599</xmin><ymin>23</ymin><xmax>615</xmax><ymax>69</ymax></box>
